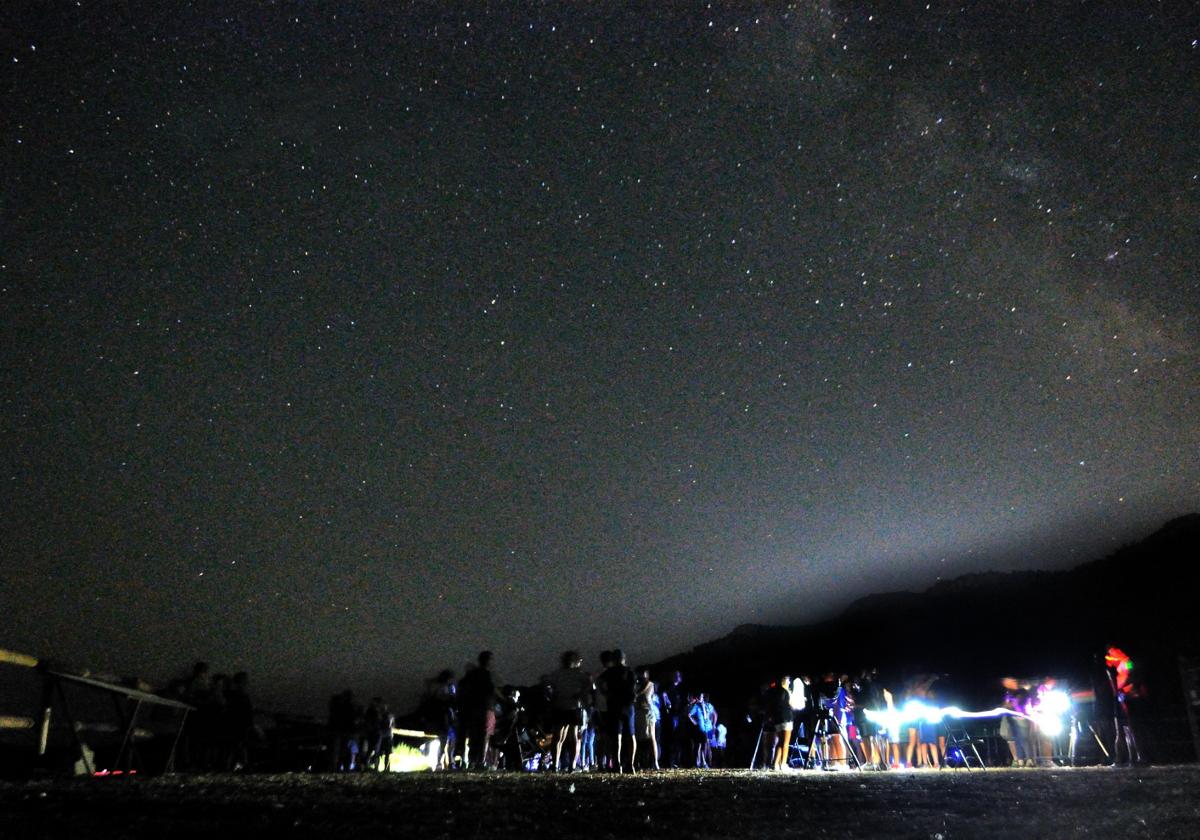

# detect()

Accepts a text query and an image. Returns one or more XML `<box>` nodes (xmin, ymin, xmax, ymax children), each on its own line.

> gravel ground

<box><xmin>2</xmin><ymin>765</ymin><xmax>1199</xmax><ymax>839</ymax></box>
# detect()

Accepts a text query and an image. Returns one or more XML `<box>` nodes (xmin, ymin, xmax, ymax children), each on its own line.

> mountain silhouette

<box><xmin>655</xmin><ymin>514</ymin><xmax>1200</xmax><ymax>753</ymax></box>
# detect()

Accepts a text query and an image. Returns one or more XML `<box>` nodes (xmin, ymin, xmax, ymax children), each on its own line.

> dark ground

<box><xmin>2</xmin><ymin>766</ymin><xmax>1199</xmax><ymax>839</ymax></box>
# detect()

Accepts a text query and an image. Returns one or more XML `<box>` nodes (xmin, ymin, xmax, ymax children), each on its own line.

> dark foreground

<box><xmin>2</xmin><ymin>765</ymin><xmax>1199</xmax><ymax>839</ymax></box>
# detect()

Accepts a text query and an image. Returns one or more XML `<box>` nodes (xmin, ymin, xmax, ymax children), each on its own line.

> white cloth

<box><xmin>789</xmin><ymin>678</ymin><xmax>808</xmax><ymax>711</ymax></box>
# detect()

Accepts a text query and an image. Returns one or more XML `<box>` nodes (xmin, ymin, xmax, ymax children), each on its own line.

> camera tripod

<box><xmin>806</xmin><ymin>709</ymin><xmax>861</xmax><ymax>770</ymax></box>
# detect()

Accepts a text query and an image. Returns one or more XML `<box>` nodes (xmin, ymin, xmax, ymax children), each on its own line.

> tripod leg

<box><xmin>1089</xmin><ymin>724</ymin><xmax>1110</xmax><ymax>760</ymax></box>
<box><xmin>970</xmin><ymin>740</ymin><xmax>984</xmax><ymax>770</ymax></box>
<box><xmin>750</xmin><ymin>724</ymin><xmax>763</xmax><ymax>769</ymax></box>
<box><xmin>807</xmin><ymin>724</ymin><xmax>824</xmax><ymax>769</ymax></box>
<box><xmin>841</xmin><ymin>729</ymin><xmax>861</xmax><ymax>769</ymax></box>
<box><xmin>830</xmin><ymin>719</ymin><xmax>860</xmax><ymax>769</ymax></box>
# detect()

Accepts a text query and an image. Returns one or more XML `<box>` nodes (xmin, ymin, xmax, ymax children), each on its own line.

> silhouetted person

<box><xmin>225</xmin><ymin>671</ymin><xmax>255</xmax><ymax>771</ymax></box>
<box><xmin>328</xmin><ymin>689</ymin><xmax>361</xmax><ymax>771</ymax></box>
<box><xmin>663</xmin><ymin>670</ymin><xmax>686</xmax><ymax>768</ymax></box>
<box><xmin>762</xmin><ymin>676</ymin><xmax>793</xmax><ymax>771</ymax></box>
<box><xmin>457</xmin><ymin>651</ymin><xmax>499</xmax><ymax>769</ymax></box>
<box><xmin>179</xmin><ymin>661</ymin><xmax>211</xmax><ymax>770</ymax></box>
<box><xmin>368</xmin><ymin>699</ymin><xmax>395</xmax><ymax>771</ymax></box>
<box><xmin>600</xmin><ymin>649</ymin><xmax>638</xmax><ymax>773</ymax></box>
<box><xmin>1105</xmin><ymin>646</ymin><xmax>1144</xmax><ymax>766</ymax></box>
<box><xmin>493</xmin><ymin>685</ymin><xmax>525</xmax><ymax>770</ymax></box>
<box><xmin>200</xmin><ymin>673</ymin><xmax>230</xmax><ymax>770</ymax></box>
<box><xmin>544</xmin><ymin>651</ymin><xmax>591</xmax><ymax>771</ymax></box>
<box><xmin>857</xmin><ymin>668</ymin><xmax>885</xmax><ymax>769</ymax></box>
<box><xmin>423</xmin><ymin>669</ymin><xmax>457</xmax><ymax>770</ymax></box>
<box><xmin>363</xmin><ymin>697</ymin><xmax>386</xmax><ymax>770</ymax></box>
<box><xmin>593</xmin><ymin>650</ymin><xmax>615</xmax><ymax>769</ymax></box>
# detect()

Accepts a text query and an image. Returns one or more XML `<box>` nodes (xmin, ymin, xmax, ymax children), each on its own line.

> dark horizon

<box><xmin>9</xmin><ymin>511</ymin><xmax>1192</xmax><ymax>718</ymax></box>
<box><xmin>3</xmin><ymin>2</ymin><xmax>1198</xmax><ymax>717</ymax></box>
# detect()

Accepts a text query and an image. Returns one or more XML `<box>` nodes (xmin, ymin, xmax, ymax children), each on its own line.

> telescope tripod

<box><xmin>806</xmin><ymin>711</ymin><xmax>861</xmax><ymax>770</ymax></box>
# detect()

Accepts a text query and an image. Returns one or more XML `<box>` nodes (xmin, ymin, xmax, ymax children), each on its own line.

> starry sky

<box><xmin>3</xmin><ymin>2</ymin><xmax>1198</xmax><ymax>713</ymax></box>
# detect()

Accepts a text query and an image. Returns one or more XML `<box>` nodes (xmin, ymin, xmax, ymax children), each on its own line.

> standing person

<box><xmin>687</xmin><ymin>693</ymin><xmax>715</xmax><ymax>768</ymax></box>
<box><xmin>457</xmin><ymin>651</ymin><xmax>499</xmax><ymax>770</ymax></box>
<box><xmin>663</xmin><ymin>670</ymin><xmax>686</xmax><ymax>768</ymax></box>
<box><xmin>493</xmin><ymin>685</ymin><xmax>525</xmax><ymax>770</ymax></box>
<box><xmin>762</xmin><ymin>676</ymin><xmax>793</xmax><ymax>771</ymax></box>
<box><xmin>908</xmin><ymin>673</ymin><xmax>941</xmax><ymax>769</ymax></box>
<box><xmin>838</xmin><ymin>674</ymin><xmax>864</xmax><ymax>767</ymax></box>
<box><xmin>882</xmin><ymin>686</ymin><xmax>902</xmax><ymax>768</ymax></box>
<box><xmin>225</xmin><ymin>671</ymin><xmax>255</xmax><ymax>772</ymax></box>
<box><xmin>593</xmin><ymin>651</ymin><xmax>614</xmax><ymax>770</ymax></box>
<box><xmin>204</xmin><ymin>673</ymin><xmax>231</xmax><ymax>771</ymax></box>
<box><xmin>180</xmin><ymin>662</ymin><xmax>212</xmax><ymax>770</ymax></box>
<box><xmin>788</xmin><ymin>675</ymin><xmax>808</xmax><ymax>747</ymax></box>
<box><xmin>796</xmin><ymin>675</ymin><xmax>817</xmax><ymax>756</ymax></box>
<box><xmin>328</xmin><ymin>689</ymin><xmax>360</xmax><ymax>771</ymax></box>
<box><xmin>634</xmin><ymin>668</ymin><xmax>660</xmax><ymax>770</ymax></box>
<box><xmin>701</xmin><ymin>693</ymin><xmax>719</xmax><ymax>767</ymax></box>
<box><xmin>363</xmin><ymin>698</ymin><xmax>384</xmax><ymax>770</ymax></box>
<box><xmin>1104</xmin><ymin>646</ymin><xmax>1144</xmax><ymax>767</ymax></box>
<box><xmin>902</xmin><ymin>673</ymin><xmax>934</xmax><ymax>768</ymax></box>
<box><xmin>376</xmin><ymin>701</ymin><xmax>395</xmax><ymax>772</ymax></box>
<box><xmin>600</xmin><ymin>649</ymin><xmax>638</xmax><ymax>773</ymax></box>
<box><xmin>423</xmin><ymin>670</ymin><xmax>458</xmax><ymax>770</ymax></box>
<box><xmin>579</xmin><ymin>669</ymin><xmax>598</xmax><ymax>771</ymax></box>
<box><xmin>544</xmin><ymin>651</ymin><xmax>593</xmax><ymax>771</ymax></box>
<box><xmin>856</xmin><ymin>668</ymin><xmax>885</xmax><ymax>770</ymax></box>
<box><xmin>1000</xmin><ymin>688</ymin><xmax>1030</xmax><ymax>767</ymax></box>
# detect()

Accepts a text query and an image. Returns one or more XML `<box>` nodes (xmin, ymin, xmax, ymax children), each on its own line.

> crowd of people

<box><xmin>162</xmin><ymin>647</ymin><xmax>1141</xmax><ymax>774</ymax></box>
<box><xmin>749</xmin><ymin>668</ymin><xmax>1128</xmax><ymax>772</ymax></box>
<box><xmin>413</xmin><ymin>650</ymin><xmax>726</xmax><ymax>773</ymax></box>
<box><xmin>166</xmin><ymin>661</ymin><xmax>259</xmax><ymax>771</ymax></box>
<box><xmin>751</xmin><ymin>669</ymin><xmax>947</xmax><ymax>773</ymax></box>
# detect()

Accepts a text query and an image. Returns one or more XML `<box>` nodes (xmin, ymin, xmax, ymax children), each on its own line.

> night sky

<box><xmin>3</xmin><ymin>2</ymin><xmax>1198</xmax><ymax>713</ymax></box>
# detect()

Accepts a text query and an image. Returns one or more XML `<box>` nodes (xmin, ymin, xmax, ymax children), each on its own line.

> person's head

<box><xmin>437</xmin><ymin>669</ymin><xmax>455</xmax><ymax>684</ymax></box>
<box><xmin>562</xmin><ymin>650</ymin><xmax>581</xmax><ymax>669</ymax></box>
<box><xmin>612</xmin><ymin>649</ymin><xmax>627</xmax><ymax>665</ymax></box>
<box><xmin>640</xmin><ymin>668</ymin><xmax>651</xmax><ymax>681</ymax></box>
<box><xmin>672</xmin><ymin>671</ymin><xmax>682</xmax><ymax>685</ymax></box>
<box><xmin>478</xmin><ymin>651</ymin><xmax>494</xmax><ymax>669</ymax></box>
<box><xmin>601</xmin><ymin>650</ymin><xmax>615</xmax><ymax>667</ymax></box>
<box><xmin>191</xmin><ymin>661</ymin><xmax>210</xmax><ymax>677</ymax></box>
<box><xmin>232</xmin><ymin>671</ymin><xmax>248</xmax><ymax>689</ymax></box>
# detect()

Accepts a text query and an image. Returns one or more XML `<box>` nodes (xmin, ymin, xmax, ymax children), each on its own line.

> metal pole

<box><xmin>749</xmin><ymin>722</ymin><xmax>764</xmax><ymax>768</ymax></box>
<box><xmin>165</xmin><ymin>709</ymin><xmax>189</xmax><ymax>773</ymax></box>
